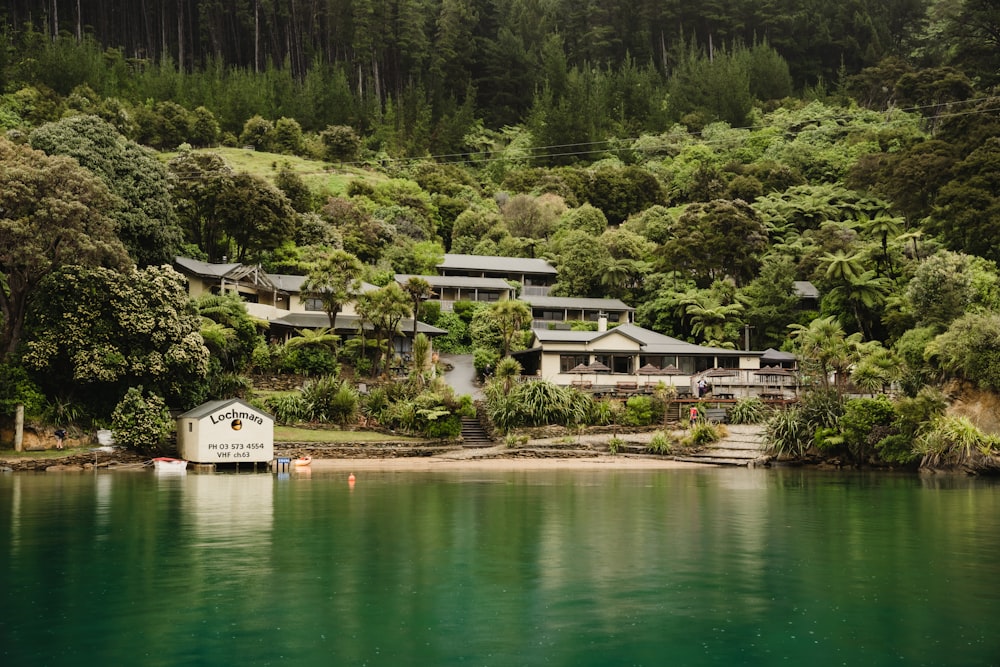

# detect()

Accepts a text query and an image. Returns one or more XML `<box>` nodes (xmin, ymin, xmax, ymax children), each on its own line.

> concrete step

<box><xmin>461</xmin><ymin>417</ymin><xmax>495</xmax><ymax>448</ymax></box>
<box><xmin>674</xmin><ymin>456</ymin><xmax>758</xmax><ymax>466</ymax></box>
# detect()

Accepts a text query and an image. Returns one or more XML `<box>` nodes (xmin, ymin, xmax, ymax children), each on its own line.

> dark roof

<box><xmin>522</xmin><ymin>296</ymin><xmax>634</xmax><ymax>312</ymax></box>
<box><xmin>532</xmin><ymin>323</ymin><xmax>759</xmax><ymax>357</ymax></box>
<box><xmin>269</xmin><ymin>273</ymin><xmax>377</xmax><ymax>295</ymax></box>
<box><xmin>395</xmin><ymin>274</ymin><xmax>515</xmax><ymax>290</ymax></box>
<box><xmin>174</xmin><ymin>256</ymin><xmax>241</xmax><ymax>279</ymax></box>
<box><xmin>268</xmin><ymin>312</ymin><xmax>446</xmax><ymax>336</ymax></box>
<box><xmin>439</xmin><ymin>253</ymin><xmax>558</xmax><ymax>275</ymax></box>
<box><xmin>174</xmin><ymin>257</ymin><xmax>280</xmax><ymax>292</ymax></box>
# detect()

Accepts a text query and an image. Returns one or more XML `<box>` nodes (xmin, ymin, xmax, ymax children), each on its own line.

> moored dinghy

<box><xmin>152</xmin><ymin>457</ymin><xmax>188</xmax><ymax>472</ymax></box>
<box><xmin>293</xmin><ymin>456</ymin><xmax>312</xmax><ymax>467</ymax></box>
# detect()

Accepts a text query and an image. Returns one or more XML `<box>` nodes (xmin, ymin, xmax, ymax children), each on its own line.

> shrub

<box><xmin>916</xmin><ymin>415</ymin><xmax>1000</xmax><ymax>468</ymax></box>
<box><xmin>265</xmin><ymin>393</ymin><xmax>309</xmax><ymax>425</ymax></box>
<box><xmin>623</xmin><ymin>395</ymin><xmax>655</xmax><ymax>426</ymax></box>
<box><xmin>608</xmin><ymin>437</ymin><xmax>625</xmax><ymax>454</ymax></box>
<box><xmin>301</xmin><ymin>377</ymin><xmax>358</xmax><ymax>425</ymax></box>
<box><xmin>687</xmin><ymin>421</ymin><xmax>722</xmax><ymax>447</ymax></box>
<box><xmin>362</xmin><ymin>387</ymin><xmax>390</xmax><ymax>424</ymax></box>
<box><xmin>280</xmin><ymin>346</ymin><xmax>338</xmax><ymax>376</ymax></box>
<box><xmin>646</xmin><ymin>431</ymin><xmax>673</xmax><ymax>454</ymax></box>
<box><xmin>110</xmin><ymin>387</ymin><xmax>172</xmax><ymax>453</ymax></box>
<box><xmin>840</xmin><ymin>395</ymin><xmax>896</xmax><ymax>462</ymax></box>
<box><xmin>764</xmin><ymin>407</ymin><xmax>811</xmax><ymax>458</ymax></box>
<box><xmin>729</xmin><ymin>397</ymin><xmax>767</xmax><ymax>424</ymax></box>
<box><xmin>0</xmin><ymin>363</ymin><xmax>47</xmax><ymax>418</ymax></box>
<box><xmin>587</xmin><ymin>398</ymin><xmax>618</xmax><ymax>426</ymax></box>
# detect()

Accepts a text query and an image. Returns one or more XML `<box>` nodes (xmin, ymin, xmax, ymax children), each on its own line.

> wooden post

<box><xmin>14</xmin><ymin>404</ymin><xmax>24</xmax><ymax>452</ymax></box>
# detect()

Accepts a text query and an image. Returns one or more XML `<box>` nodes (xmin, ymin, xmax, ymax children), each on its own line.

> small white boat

<box><xmin>152</xmin><ymin>457</ymin><xmax>188</xmax><ymax>472</ymax></box>
<box><xmin>293</xmin><ymin>456</ymin><xmax>312</xmax><ymax>467</ymax></box>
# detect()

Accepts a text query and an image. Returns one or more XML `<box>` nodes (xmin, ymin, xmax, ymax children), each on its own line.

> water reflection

<box><xmin>2</xmin><ymin>469</ymin><xmax>1000</xmax><ymax>666</ymax></box>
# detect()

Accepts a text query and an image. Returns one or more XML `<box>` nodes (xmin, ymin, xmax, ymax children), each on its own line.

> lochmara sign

<box><xmin>177</xmin><ymin>398</ymin><xmax>274</xmax><ymax>464</ymax></box>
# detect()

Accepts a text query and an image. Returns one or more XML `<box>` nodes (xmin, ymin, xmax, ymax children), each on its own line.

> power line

<box><xmin>166</xmin><ymin>95</ymin><xmax>1000</xmax><ymax>177</ymax></box>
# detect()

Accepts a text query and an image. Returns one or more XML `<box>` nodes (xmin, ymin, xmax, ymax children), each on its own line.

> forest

<box><xmin>2</xmin><ymin>0</ymin><xmax>1000</xmax><ymax>469</ymax></box>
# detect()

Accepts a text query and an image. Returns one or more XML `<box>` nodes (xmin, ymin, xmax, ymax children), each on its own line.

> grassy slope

<box><xmin>159</xmin><ymin>146</ymin><xmax>388</xmax><ymax>198</ymax></box>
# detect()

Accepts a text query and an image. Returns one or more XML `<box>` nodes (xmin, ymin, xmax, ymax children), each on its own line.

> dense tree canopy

<box><xmin>0</xmin><ymin>137</ymin><xmax>130</xmax><ymax>360</ymax></box>
<box><xmin>21</xmin><ymin>265</ymin><xmax>210</xmax><ymax>416</ymax></box>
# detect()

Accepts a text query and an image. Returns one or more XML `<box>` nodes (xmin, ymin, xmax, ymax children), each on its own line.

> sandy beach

<box><xmin>300</xmin><ymin>446</ymin><xmax>713</xmax><ymax>472</ymax></box>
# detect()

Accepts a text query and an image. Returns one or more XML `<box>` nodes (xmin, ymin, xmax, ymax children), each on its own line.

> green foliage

<box><xmin>262</xmin><ymin>393</ymin><xmax>309</xmax><ymax>425</ymax></box>
<box><xmin>646</xmin><ymin>431</ymin><xmax>674</xmax><ymax>455</ymax></box>
<box><xmin>729</xmin><ymin>397</ymin><xmax>768</xmax><ymax>425</ymax></box>
<box><xmin>840</xmin><ymin>395</ymin><xmax>897</xmax><ymax>462</ymax></box>
<box><xmin>22</xmin><ymin>265</ymin><xmax>209</xmax><ymax>418</ymax></box>
<box><xmin>687</xmin><ymin>421</ymin><xmax>723</xmax><ymax>447</ymax></box>
<box><xmin>0</xmin><ymin>362</ymin><xmax>46</xmax><ymax>418</ymax></box>
<box><xmin>622</xmin><ymin>396</ymin><xmax>655</xmax><ymax>426</ymax></box>
<box><xmin>0</xmin><ymin>136</ymin><xmax>129</xmax><ymax>360</ymax></box>
<box><xmin>660</xmin><ymin>199</ymin><xmax>768</xmax><ymax>287</ymax></box>
<box><xmin>764</xmin><ymin>407</ymin><xmax>811</xmax><ymax>458</ymax></box>
<box><xmin>300</xmin><ymin>376</ymin><xmax>358</xmax><ymax>425</ymax></box>
<box><xmin>931</xmin><ymin>313</ymin><xmax>1000</xmax><ymax>392</ymax></box>
<box><xmin>607</xmin><ymin>437</ymin><xmax>625</xmax><ymax>455</ymax></box>
<box><xmin>916</xmin><ymin>416</ymin><xmax>1000</xmax><ymax>469</ymax></box>
<box><xmin>484</xmin><ymin>379</ymin><xmax>587</xmax><ymax>433</ymax></box>
<box><xmin>27</xmin><ymin>114</ymin><xmax>183</xmax><ymax>267</ymax></box>
<box><xmin>110</xmin><ymin>387</ymin><xmax>173</xmax><ymax>453</ymax></box>
<box><xmin>279</xmin><ymin>343</ymin><xmax>339</xmax><ymax>377</ymax></box>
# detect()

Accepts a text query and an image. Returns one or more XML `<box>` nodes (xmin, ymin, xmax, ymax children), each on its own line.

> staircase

<box><xmin>673</xmin><ymin>424</ymin><xmax>769</xmax><ymax>467</ymax></box>
<box><xmin>460</xmin><ymin>416</ymin><xmax>495</xmax><ymax>448</ymax></box>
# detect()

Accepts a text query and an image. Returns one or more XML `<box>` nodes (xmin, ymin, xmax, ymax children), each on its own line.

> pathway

<box><xmin>673</xmin><ymin>424</ymin><xmax>769</xmax><ymax>467</ymax></box>
<box><xmin>439</xmin><ymin>353</ymin><xmax>483</xmax><ymax>399</ymax></box>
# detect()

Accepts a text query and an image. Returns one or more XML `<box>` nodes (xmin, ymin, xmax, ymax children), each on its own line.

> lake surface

<box><xmin>2</xmin><ymin>466</ymin><xmax>999</xmax><ymax>666</ymax></box>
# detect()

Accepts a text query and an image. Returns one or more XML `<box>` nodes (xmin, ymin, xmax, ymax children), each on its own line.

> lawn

<box><xmin>158</xmin><ymin>147</ymin><xmax>387</xmax><ymax>197</ymax></box>
<box><xmin>274</xmin><ymin>426</ymin><xmax>427</xmax><ymax>444</ymax></box>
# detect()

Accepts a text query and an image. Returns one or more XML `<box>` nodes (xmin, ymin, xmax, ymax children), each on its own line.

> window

<box><xmin>560</xmin><ymin>355</ymin><xmax>589</xmax><ymax>373</ymax></box>
<box><xmin>303</xmin><ymin>297</ymin><xmax>324</xmax><ymax>312</ymax></box>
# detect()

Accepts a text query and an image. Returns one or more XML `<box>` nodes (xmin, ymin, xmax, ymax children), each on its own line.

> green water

<box><xmin>2</xmin><ymin>468</ymin><xmax>999</xmax><ymax>666</ymax></box>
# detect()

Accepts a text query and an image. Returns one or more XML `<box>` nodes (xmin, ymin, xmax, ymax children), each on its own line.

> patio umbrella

<box><xmin>657</xmin><ymin>364</ymin><xmax>685</xmax><ymax>375</ymax></box>
<box><xmin>568</xmin><ymin>363</ymin><xmax>591</xmax><ymax>374</ymax></box>
<box><xmin>637</xmin><ymin>363</ymin><xmax>662</xmax><ymax>375</ymax></box>
<box><xmin>703</xmin><ymin>367</ymin><xmax>738</xmax><ymax>377</ymax></box>
<box><xmin>587</xmin><ymin>361</ymin><xmax>611</xmax><ymax>372</ymax></box>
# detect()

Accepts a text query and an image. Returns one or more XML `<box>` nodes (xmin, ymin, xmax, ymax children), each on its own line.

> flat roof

<box><xmin>438</xmin><ymin>253</ymin><xmax>558</xmax><ymax>275</ymax></box>
<box><xmin>269</xmin><ymin>312</ymin><xmax>446</xmax><ymax>336</ymax></box>
<box><xmin>523</xmin><ymin>296</ymin><xmax>634</xmax><ymax>312</ymax></box>
<box><xmin>395</xmin><ymin>274</ymin><xmax>515</xmax><ymax>290</ymax></box>
<box><xmin>532</xmin><ymin>323</ymin><xmax>760</xmax><ymax>356</ymax></box>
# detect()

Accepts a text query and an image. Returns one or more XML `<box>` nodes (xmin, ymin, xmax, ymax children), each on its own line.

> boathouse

<box><xmin>177</xmin><ymin>398</ymin><xmax>274</xmax><ymax>464</ymax></box>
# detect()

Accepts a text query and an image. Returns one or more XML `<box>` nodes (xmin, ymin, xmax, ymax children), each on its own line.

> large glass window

<box><xmin>303</xmin><ymin>297</ymin><xmax>323</xmax><ymax>311</ymax></box>
<box><xmin>560</xmin><ymin>354</ymin><xmax>589</xmax><ymax>373</ymax></box>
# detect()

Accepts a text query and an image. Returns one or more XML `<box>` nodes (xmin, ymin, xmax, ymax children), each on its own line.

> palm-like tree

<box><xmin>302</xmin><ymin>248</ymin><xmax>364</xmax><ymax>329</ymax></box>
<box><xmin>491</xmin><ymin>299</ymin><xmax>533</xmax><ymax>357</ymax></box>
<box><xmin>600</xmin><ymin>258</ymin><xmax>633</xmax><ymax>298</ymax></box>
<box><xmin>819</xmin><ymin>250</ymin><xmax>865</xmax><ymax>284</ymax></box>
<box><xmin>827</xmin><ymin>270</ymin><xmax>890</xmax><ymax>339</ymax></box>
<box><xmin>788</xmin><ymin>316</ymin><xmax>862</xmax><ymax>395</ymax></box>
<box><xmin>859</xmin><ymin>211</ymin><xmax>904</xmax><ymax>278</ymax></box>
<box><xmin>681</xmin><ymin>291</ymin><xmax>744</xmax><ymax>345</ymax></box>
<box><xmin>357</xmin><ymin>283</ymin><xmax>412</xmax><ymax>377</ymax></box>
<box><xmin>284</xmin><ymin>327</ymin><xmax>340</xmax><ymax>351</ymax></box>
<box><xmin>401</xmin><ymin>276</ymin><xmax>435</xmax><ymax>338</ymax></box>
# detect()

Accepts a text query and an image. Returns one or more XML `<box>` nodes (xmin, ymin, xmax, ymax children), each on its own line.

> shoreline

<box><xmin>300</xmin><ymin>455</ymin><xmax>714</xmax><ymax>472</ymax></box>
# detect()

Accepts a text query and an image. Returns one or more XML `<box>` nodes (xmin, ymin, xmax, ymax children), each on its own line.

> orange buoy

<box><xmin>348</xmin><ymin>473</ymin><xmax>356</xmax><ymax>486</ymax></box>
